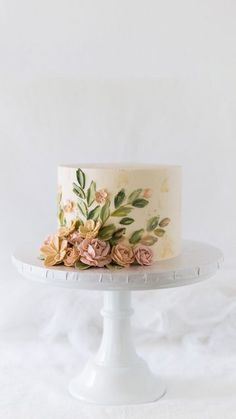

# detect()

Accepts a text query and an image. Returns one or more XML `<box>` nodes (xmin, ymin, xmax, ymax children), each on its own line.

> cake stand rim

<box><xmin>12</xmin><ymin>240</ymin><xmax>223</xmax><ymax>291</ymax></box>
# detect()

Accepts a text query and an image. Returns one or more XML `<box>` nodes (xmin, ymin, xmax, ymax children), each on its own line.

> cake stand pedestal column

<box><xmin>69</xmin><ymin>290</ymin><xmax>165</xmax><ymax>404</ymax></box>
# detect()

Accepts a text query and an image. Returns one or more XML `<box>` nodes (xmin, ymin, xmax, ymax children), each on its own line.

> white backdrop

<box><xmin>0</xmin><ymin>1</ymin><xmax>236</xmax><ymax>418</ymax></box>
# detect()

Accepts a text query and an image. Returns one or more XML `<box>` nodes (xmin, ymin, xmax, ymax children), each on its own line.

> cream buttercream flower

<box><xmin>40</xmin><ymin>235</ymin><xmax>68</xmax><ymax>267</ymax></box>
<box><xmin>43</xmin><ymin>235</ymin><xmax>54</xmax><ymax>246</ymax></box>
<box><xmin>58</xmin><ymin>220</ymin><xmax>77</xmax><ymax>238</ymax></box>
<box><xmin>79</xmin><ymin>220</ymin><xmax>101</xmax><ymax>239</ymax></box>
<box><xmin>95</xmin><ymin>189</ymin><xmax>108</xmax><ymax>204</ymax></box>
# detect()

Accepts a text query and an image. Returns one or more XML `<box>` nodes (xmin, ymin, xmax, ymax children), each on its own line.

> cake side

<box><xmin>55</xmin><ymin>165</ymin><xmax>181</xmax><ymax>265</ymax></box>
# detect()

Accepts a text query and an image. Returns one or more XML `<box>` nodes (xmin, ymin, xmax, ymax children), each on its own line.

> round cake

<box><xmin>51</xmin><ymin>165</ymin><xmax>181</xmax><ymax>267</ymax></box>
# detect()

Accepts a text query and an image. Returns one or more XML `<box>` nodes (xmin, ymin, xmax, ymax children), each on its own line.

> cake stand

<box><xmin>12</xmin><ymin>240</ymin><xmax>223</xmax><ymax>405</ymax></box>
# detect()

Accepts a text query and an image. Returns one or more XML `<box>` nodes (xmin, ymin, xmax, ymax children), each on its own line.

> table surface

<box><xmin>12</xmin><ymin>240</ymin><xmax>223</xmax><ymax>290</ymax></box>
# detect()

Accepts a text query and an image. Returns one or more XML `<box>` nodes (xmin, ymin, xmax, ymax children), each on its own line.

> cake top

<box><xmin>59</xmin><ymin>164</ymin><xmax>181</xmax><ymax>170</ymax></box>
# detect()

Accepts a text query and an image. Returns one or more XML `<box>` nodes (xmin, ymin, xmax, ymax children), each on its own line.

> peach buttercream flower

<box><xmin>79</xmin><ymin>238</ymin><xmax>111</xmax><ymax>267</ymax></box>
<box><xmin>95</xmin><ymin>189</ymin><xmax>108</xmax><ymax>204</ymax></box>
<box><xmin>40</xmin><ymin>235</ymin><xmax>68</xmax><ymax>267</ymax></box>
<box><xmin>64</xmin><ymin>200</ymin><xmax>76</xmax><ymax>213</ymax></box>
<box><xmin>111</xmin><ymin>244</ymin><xmax>135</xmax><ymax>267</ymax></box>
<box><xmin>58</xmin><ymin>220</ymin><xmax>77</xmax><ymax>238</ymax></box>
<box><xmin>143</xmin><ymin>188</ymin><xmax>152</xmax><ymax>198</ymax></box>
<box><xmin>64</xmin><ymin>246</ymin><xmax>80</xmax><ymax>267</ymax></box>
<box><xmin>79</xmin><ymin>220</ymin><xmax>101</xmax><ymax>239</ymax></box>
<box><xmin>134</xmin><ymin>245</ymin><xmax>153</xmax><ymax>266</ymax></box>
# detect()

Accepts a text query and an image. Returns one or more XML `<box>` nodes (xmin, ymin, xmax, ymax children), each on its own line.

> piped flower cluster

<box><xmin>40</xmin><ymin>168</ymin><xmax>171</xmax><ymax>270</ymax></box>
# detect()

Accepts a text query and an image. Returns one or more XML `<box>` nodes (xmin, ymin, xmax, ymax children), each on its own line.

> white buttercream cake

<box><xmin>52</xmin><ymin>165</ymin><xmax>181</xmax><ymax>266</ymax></box>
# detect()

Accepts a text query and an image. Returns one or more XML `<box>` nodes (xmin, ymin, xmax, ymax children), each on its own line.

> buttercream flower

<box><xmin>111</xmin><ymin>244</ymin><xmax>135</xmax><ymax>267</ymax></box>
<box><xmin>79</xmin><ymin>220</ymin><xmax>101</xmax><ymax>239</ymax></box>
<box><xmin>79</xmin><ymin>238</ymin><xmax>111</xmax><ymax>267</ymax></box>
<box><xmin>43</xmin><ymin>235</ymin><xmax>54</xmax><ymax>245</ymax></box>
<box><xmin>64</xmin><ymin>246</ymin><xmax>80</xmax><ymax>267</ymax></box>
<box><xmin>40</xmin><ymin>235</ymin><xmax>68</xmax><ymax>267</ymax></box>
<box><xmin>67</xmin><ymin>231</ymin><xmax>83</xmax><ymax>245</ymax></box>
<box><xmin>95</xmin><ymin>189</ymin><xmax>108</xmax><ymax>204</ymax></box>
<box><xmin>143</xmin><ymin>188</ymin><xmax>152</xmax><ymax>198</ymax></box>
<box><xmin>134</xmin><ymin>245</ymin><xmax>153</xmax><ymax>266</ymax></box>
<box><xmin>58</xmin><ymin>220</ymin><xmax>77</xmax><ymax>238</ymax></box>
<box><xmin>64</xmin><ymin>200</ymin><xmax>76</xmax><ymax>213</ymax></box>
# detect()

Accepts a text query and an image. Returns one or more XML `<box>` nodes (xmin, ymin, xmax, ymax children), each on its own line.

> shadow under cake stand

<box><xmin>12</xmin><ymin>240</ymin><xmax>223</xmax><ymax>405</ymax></box>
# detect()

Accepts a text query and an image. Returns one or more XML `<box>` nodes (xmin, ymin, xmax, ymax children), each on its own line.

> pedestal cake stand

<box><xmin>12</xmin><ymin>240</ymin><xmax>223</xmax><ymax>405</ymax></box>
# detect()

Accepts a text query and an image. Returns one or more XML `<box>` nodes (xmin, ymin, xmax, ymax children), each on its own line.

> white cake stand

<box><xmin>12</xmin><ymin>240</ymin><xmax>223</xmax><ymax>405</ymax></box>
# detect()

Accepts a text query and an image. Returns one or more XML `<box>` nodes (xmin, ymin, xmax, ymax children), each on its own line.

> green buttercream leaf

<box><xmin>119</xmin><ymin>217</ymin><xmax>134</xmax><ymax>225</ymax></box>
<box><xmin>129</xmin><ymin>229</ymin><xmax>144</xmax><ymax>244</ymax></box>
<box><xmin>100</xmin><ymin>201</ymin><xmax>110</xmax><ymax>224</ymax></box>
<box><xmin>73</xmin><ymin>183</ymin><xmax>86</xmax><ymax>199</ymax></box>
<box><xmin>87</xmin><ymin>181</ymin><xmax>96</xmax><ymax>206</ymax></box>
<box><xmin>88</xmin><ymin>205</ymin><xmax>100</xmax><ymax>221</ymax></box>
<box><xmin>98</xmin><ymin>224</ymin><xmax>116</xmax><ymax>240</ymax></box>
<box><xmin>146</xmin><ymin>216</ymin><xmax>160</xmax><ymax>232</ymax></box>
<box><xmin>114</xmin><ymin>189</ymin><xmax>126</xmax><ymax>208</ymax></box>
<box><xmin>154</xmin><ymin>228</ymin><xmax>166</xmax><ymax>237</ymax></box>
<box><xmin>76</xmin><ymin>168</ymin><xmax>86</xmax><ymax>189</ymax></box>
<box><xmin>113</xmin><ymin>228</ymin><xmax>126</xmax><ymax>239</ymax></box>
<box><xmin>77</xmin><ymin>201</ymin><xmax>88</xmax><ymax>218</ymax></box>
<box><xmin>57</xmin><ymin>191</ymin><xmax>62</xmax><ymax>206</ymax></box>
<box><xmin>75</xmin><ymin>261</ymin><xmax>91</xmax><ymax>270</ymax></box>
<box><xmin>58</xmin><ymin>209</ymin><xmax>65</xmax><ymax>226</ymax></box>
<box><xmin>159</xmin><ymin>218</ymin><xmax>171</xmax><ymax>227</ymax></box>
<box><xmin>132</xmin><ymin>198</ymin><xmax>149</xmax><ymax>208</ymax></box>
<box><xmin>112</xmin><ymin>206</ymin><xmax>132</xmax><ymax>217</ymax></box>
<box><xmin>141</xmin><ymin>235</ymin><xmax>158</xmax><ymax>246</ymax></box>
<box><xmin>110</xmin><ymin>227</ymin><xmax>126</xmax><ymax>245</ymax></box>
<box><xmin>106</xmin><ymin>263</ymin><xmax>123</xmax><ymax>271</ymax></box>
<box><xmin>127</xmin><ymin>189</ymin><xmax>142</xmax><ymax>204</ymax></box>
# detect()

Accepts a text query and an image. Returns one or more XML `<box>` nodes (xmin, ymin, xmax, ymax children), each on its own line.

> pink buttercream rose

<box><xmin>95</xmin><ymin>189</ymin><xmax>108</xmax><ymax>204</ymax></box>
<box><xmin>79</xmin><ymin>238</ymin><xmax>111</xmax><ymax>267</ymax></box>
<box><xmin>111</xmin><ymin>244</ymin><xmax>135</xmax><ymax>267</ymax></box>
<box><xmin>68</xmin><ymin>231</ymin><xmax>83</xmax><ymax>245</ymax></box>
<box><xmin>134</xmin><ymin>245</ymin><xmax>153</xmax><ymax>266</ymax></box>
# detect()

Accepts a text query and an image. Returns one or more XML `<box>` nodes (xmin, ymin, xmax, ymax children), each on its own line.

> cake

<box><xmin>40</xmin><ymin>165</ymin><xmax>181</xmax><ymax>269</ymax></box>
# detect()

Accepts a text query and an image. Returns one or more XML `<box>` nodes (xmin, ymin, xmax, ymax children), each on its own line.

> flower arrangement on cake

<box><xmin>40</xmin><ymin>168</ymin><xmax>171</xmax><ymax>270</ymax></box>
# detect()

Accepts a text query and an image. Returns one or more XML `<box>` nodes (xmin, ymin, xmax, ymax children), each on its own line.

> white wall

<box><xmin>0</xmin><ymin>0</ymin><xmax>236</xmax><ymax>268</ymax></box>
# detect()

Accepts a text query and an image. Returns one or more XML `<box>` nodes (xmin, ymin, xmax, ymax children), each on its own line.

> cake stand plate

<box><xmin>12</xmin><ymin>240</ymin><xmax>223</xmax><ymax>405</ymax></box>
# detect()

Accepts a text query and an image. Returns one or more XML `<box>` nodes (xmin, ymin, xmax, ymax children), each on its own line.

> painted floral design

<box><xmin>40</xmin><ymin>168</ymin><xmax>171</xmax><ymax>269</ymax></box>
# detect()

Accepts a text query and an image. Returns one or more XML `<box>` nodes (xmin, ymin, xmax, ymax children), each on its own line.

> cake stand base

<box><xmin>69</xmin><ymin>290</ymin><xmax>165</xmax><ymax>405</ymax></box>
